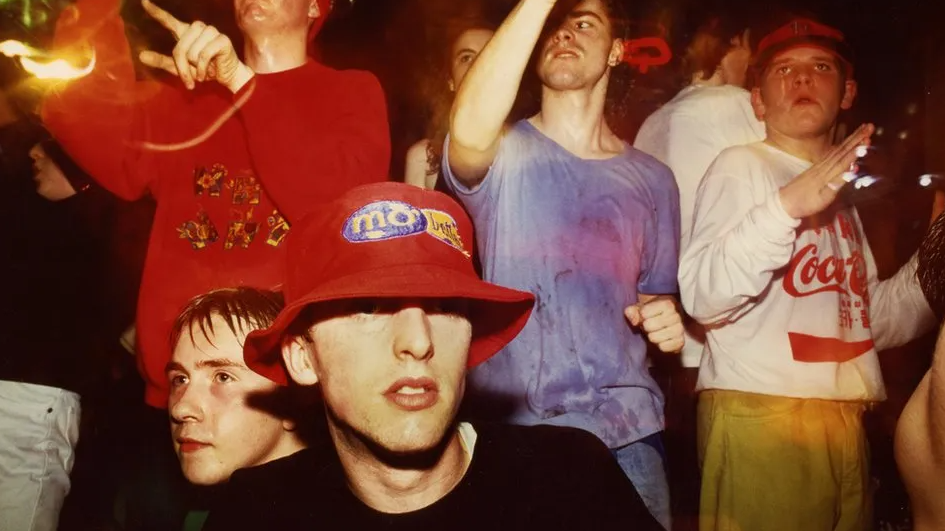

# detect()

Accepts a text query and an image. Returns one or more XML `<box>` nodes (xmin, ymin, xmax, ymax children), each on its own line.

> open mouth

<box><xmin>552</xmin><ymin>50</ymin><xmax>579</xmax><ymax>59</ymax></box>
<box><xmin>793</xmin><ymin>96</ymin><xmax>817</xmax><ymax>106</ymax></box>
<box><xmin>385</xmin><ymin>378</ymin><xmax>439</xmax><ymax>411</ymax></box>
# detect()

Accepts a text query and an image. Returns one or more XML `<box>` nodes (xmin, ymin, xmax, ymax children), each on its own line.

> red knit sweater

<box><xmin>43</xmin><ymin>0</ymin><xmax>390</xmax><ymax>407</ymax></box>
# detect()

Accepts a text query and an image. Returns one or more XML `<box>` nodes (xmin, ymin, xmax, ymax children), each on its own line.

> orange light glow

<box><xmin>0</xmin><ymin>39</ymin><xmax>95</xmax><ymax>80</ymax></box>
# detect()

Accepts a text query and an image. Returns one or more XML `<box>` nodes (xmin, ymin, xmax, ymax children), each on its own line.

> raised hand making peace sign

<box><xmin>138</xmin><ymin>0</ymin><xmax>254</xmax><ymax>93</ymax></box>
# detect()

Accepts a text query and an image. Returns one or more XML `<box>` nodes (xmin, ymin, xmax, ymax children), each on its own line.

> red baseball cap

<box><xmin>753</xmin><ymin>18</ymin><xmax>854</xmax><ymax>77</ymax></box>
<box><xmin>243</xmin><ymin>182</ymin><xmax>535</xmax><ymax>385</ymax></box>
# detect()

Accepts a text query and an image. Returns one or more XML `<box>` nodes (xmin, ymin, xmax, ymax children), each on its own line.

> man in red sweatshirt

<box><xmin>42</xmin><ymin>0</ymin><xmax>391</xmax><ymax>409</ymax></box>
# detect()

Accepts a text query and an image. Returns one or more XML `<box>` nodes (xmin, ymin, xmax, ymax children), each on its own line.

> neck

<box><xmin>269</xmin><ymin>432</ymin><xmax>307</xmax><ymax>463</ymax></box>
<box><xmin>243</xmin><ymin>31</ymin><xmax>309</xmax><ymax>74</ymax></box>
<box><xmin>334</xmin><ymin>427</ymin><xmax>469</xmax><ymax>514</ymax></box>
<box><xmin>691</xmin><ymin>69</ymin><xmax>724</xmax><ymax>87</ymax></box>
<box><xmin>531</xmin><ymin>77</ymin><xmax>621</xmax><ymax>158</ymax></box>
<box><xmin>764</xmin><ymin>126</ymin><xmax>836</xmax><ymax>163</ymax></box>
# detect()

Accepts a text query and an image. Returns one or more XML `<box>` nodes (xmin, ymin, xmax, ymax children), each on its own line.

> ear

<box><xmin>308</xmin><ymin>0</ymin><xmax>320</xmax><ymax>19</ymax></box>
<box><xmin>282</xmin><ymin>336</ymin><xmax>320</xmax><ymax>386</ymax></box>
<box><xmin>750</xmin><ymin>86</ymin><xmax>765</xmax><ymax>121</ymax></box>
<box><xmin>607</xmin><ymin>39</ymin><xmax>624</xmax><ymax>68</ymax></box>
<box><xmin>733</xmin><ymin>28</ymin><xmax>751</xmax><ymax>50</ymax></box>
<box><xmin>840</xmin><ymin>79</ymin><xmax>857</xmax><ymax>110</ymax></box>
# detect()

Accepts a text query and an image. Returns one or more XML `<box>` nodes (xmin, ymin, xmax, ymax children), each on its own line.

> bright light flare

<box><xmin>0</xmin><ymin>39</ymin><xmax>95</xmax><ymax>80</ymax></box>
<box><xmin>854</xmin><ymin>175</ymin><xmax>881</xmax><ymax>189</ymax></box>
<box><xmin>19</xmin><ymin>54</ymin><xmax>95</xmax><ymax>79</ymax></box>
<box><xmin>919</xmin><ymin>174</ymin><xmax>942</xmax><ymax>188</ymax></box>
<box><xmin>0</xmin><ymin>40</ymin><xmax>44</xmax><ymax>58</ymax></box>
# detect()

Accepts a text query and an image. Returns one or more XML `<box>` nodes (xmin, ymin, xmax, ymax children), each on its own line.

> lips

<box><xmin>176</xmin><ymin>437</ymin><xmax>211</xmax><ymax>453</ymax></box>
<box><xmin>384</xmin><ymin>377</ymin><xmax>439</xmax><ymax>411</ymax></box>
<box><xmin>793</xmin><ymin>93</ymin><xmax>818</xmax><ymax>106</ymax></box>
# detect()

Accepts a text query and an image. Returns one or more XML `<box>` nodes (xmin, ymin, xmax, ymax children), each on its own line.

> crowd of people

<box><xmin>1</xmin><ymin>0</ymin><xmax>944</xmax><ymax>529</ymax></box>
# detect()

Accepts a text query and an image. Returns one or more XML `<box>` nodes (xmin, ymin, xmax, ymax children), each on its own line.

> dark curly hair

<box><xmin>919</xmin><ymin>211</ymin><xmax>945</xmax><ymax>321</ymax></box>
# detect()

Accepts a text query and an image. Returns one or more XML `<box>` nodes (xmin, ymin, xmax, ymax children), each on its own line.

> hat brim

<box><xmin>753</xmin><ymin>36</ymin><xmax>854</xmax><ymax>77</ymax></box>
<box><xmin>244</xmin><ymin>263</ymin><xmax>534</xmax><ymax>385</ymax></box>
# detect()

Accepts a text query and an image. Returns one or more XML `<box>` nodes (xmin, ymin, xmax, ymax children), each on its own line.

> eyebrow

<box><xmin>568</xmin><ymin>10</ymin><xmax>605</xmax><ymax>24</ymax></box>
<box><xmin>770</xmin><ymin>54</ymin><xmax>837</xmax><ymax>67</ymax></box>
<box><xmin>164</xmin><ymin>358</ymin><xmax>246</xmax><ymax>375</ymax></box>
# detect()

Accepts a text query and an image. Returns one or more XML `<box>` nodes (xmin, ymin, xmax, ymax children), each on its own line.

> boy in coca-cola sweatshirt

<box><xmin>678</xmin><ymin>17</ymin><xmax>934</xmax><ymax>531</ymax></box>
<box><xmin>42</xmin><ymin>0</ymin><xmax>390</xmax><ymax>409</ymax></box>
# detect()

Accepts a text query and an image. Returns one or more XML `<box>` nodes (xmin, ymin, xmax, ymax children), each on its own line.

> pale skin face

<box><xmin>167</xmin><ymin>317</ymin><xmax>304</xmax><ymax>486</ymax></box>
<box><xmin>448</xmin><ymin>28</ymin><xmax>495</xmax><ymax>93</ymax></box>
<box><xmin>233</xmin><ymin>0</ymin><xmax>319</xmax><ymax>40</ymax></box>
<box><xmin>751</xmin><ymin>46</ymin><xmax>857</xmax><ymax>143</ymax></box>
<box><xmin>535</xmin><ymin>0</ymin><xmax>623</xmax><ymax>92</ymax></box>
<box><xmin>284</xmin><ymin>299</ymin><xmax>472</xmax><ymax>457</ymax></box>
<box><xmin>29</xmin><ymin>144</ymin><xmax>77</xmax><ymax>202</ymax></box>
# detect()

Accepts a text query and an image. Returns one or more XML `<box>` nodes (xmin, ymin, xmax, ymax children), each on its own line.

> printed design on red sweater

<box><xmin>177</xmin><ymin>210</ymin><xmax>219</xmax><ymax>250</ymax></box>
<box><xmin>266</xmin><ymin>211</ymin><xmax>290</xmax><ymax>247</ymax></box>
<box><xmin>225</xmin><ymin>208</ymin><xmax>260</xmax><ymax>250</ymax></box>
<box><xmin>180</xmin><ymin>164</ymin><xmax>290</xmax><ymax>251</ymax></box>
<box><xmin>782</xmin><ymin>211</ymin><xmax>874</xmax><ymax>364</ymax></box>
<box><xmin>227</xmin><ymin>173</ymin><xmax>262</xmax><ymax>205</ymax></box>
<box><xmin>194</xmin><ymin>164</ymin><xmax>227</xmax><ymax>197</ymax></box>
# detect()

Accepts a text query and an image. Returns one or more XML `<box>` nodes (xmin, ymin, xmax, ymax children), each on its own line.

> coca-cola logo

<box><xmin>783</xmin><ymin>243</ymin><xmax>868</xmax><ymax>298</ymax></box>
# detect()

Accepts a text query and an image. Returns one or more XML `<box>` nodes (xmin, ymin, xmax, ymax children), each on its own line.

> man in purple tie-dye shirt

<box><xmin>445</xmin><ymin>0</ymin><xmax>683</xmax><ymax>528</ymax></box>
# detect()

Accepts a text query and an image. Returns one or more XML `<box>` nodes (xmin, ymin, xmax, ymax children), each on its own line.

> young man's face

<box><xmin>751</xmin><ymin>46</ymin><xmax>857</xmax><ymax>140</ymax></box>
<box><xmin>536</xmin><ymin>0</ymin><xmax>623</xmax><ymax>92</ymax></box>
<box><xmin>285</xmin><ymin>299</ymin><xmax>472</xmax><ymax>457</ymax></box>
<box><xmin>168</xmin><ymin>317</ymin><xmax>302</xmax><ymax>485</ymax></box>
<box><xmin>233</xmin><ymin>0</ymin><xmax>317</xmax><ymax>39</ymax></box>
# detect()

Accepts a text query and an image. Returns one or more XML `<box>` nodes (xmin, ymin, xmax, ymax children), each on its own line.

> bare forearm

<box><xmin>450</xmin><ymin>0</ymin><xmax>554</xmax><ymax>155</ymax></box>
<box><xmin>930</xmin><ymin>326</ymin><xmax>945</xmax><ymax>464</ymax></box>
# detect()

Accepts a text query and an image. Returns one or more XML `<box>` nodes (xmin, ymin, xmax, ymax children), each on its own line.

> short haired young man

<box><xmin>201</xmin><ymin>182</ymin><xmax>663</xmax><ymax>530</ymax></box>
<box><xmin>167</xmin><ymin>287</ymin><xmax>309</xmax><ymax>486</ymax></box>
<box><xmin>678</xmin><ymin>17</ymin><xmax>936</xmax><ymax>530</ymax></box>
<box><xmin>446</xmin><ymin>1</ymin><xmax>684</xmax><ymax>526</ymax></box>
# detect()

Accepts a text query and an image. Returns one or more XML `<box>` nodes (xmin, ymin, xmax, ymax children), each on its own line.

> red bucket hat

<box><xmin>243</xmin><ymin>182</ymin><xmax>535</xmax><ymax>385</ymax></box>
<box><xmin>752</xmin><ymin>18</ymin><xmax>854</xmax><ymax>78</ymax></box>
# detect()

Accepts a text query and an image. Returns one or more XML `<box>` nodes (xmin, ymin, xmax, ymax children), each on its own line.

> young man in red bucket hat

<box><xmin>200</xmin><ymin>182</ymin><xmax>663</xmax><ymax>530</ymax></box>
<box><xmin>678</xmin><ymin>15</ymin><xmax>935</xmax><ymax>530</ymax></box>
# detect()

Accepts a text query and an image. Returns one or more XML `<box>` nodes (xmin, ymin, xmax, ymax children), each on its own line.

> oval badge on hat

<box><xmin>343</xmin><ymin>200</ymin><xmax>470</xmax><ymax>257</ymax></box>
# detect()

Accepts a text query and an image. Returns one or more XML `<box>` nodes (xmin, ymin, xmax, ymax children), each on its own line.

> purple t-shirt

<box><xmin>444</xmin><ymin>120</ymin><xmax>680</xmax><ymax>448</ymax></box>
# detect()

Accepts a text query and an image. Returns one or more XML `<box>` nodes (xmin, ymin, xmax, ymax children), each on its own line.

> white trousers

<box><xmin>0</xmin><ymin>381</ymin><xmax>80</xmax><ymax>531</ymax></box>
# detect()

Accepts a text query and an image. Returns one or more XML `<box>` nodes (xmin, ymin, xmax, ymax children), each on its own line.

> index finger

<box><xmin>818</xmin><ymin>123</ymin><xmax>874</xmax><ymax>175</ymax></box>
<box><xmin>142</xmin><ymin>0</ymin><xmax>187</xmax><ymax>39</ymax></box>
<box><xmin>640</xmin><ymin>297</ymin><xmax>675</xmax><ymax>319</ymax></box>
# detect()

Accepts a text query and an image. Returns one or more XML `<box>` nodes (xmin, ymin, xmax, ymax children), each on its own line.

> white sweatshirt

<box><xmin>679</xmin><ymin>142</ymin><xmax>934</xmax><ymax>401</ymax></box>
<box><xmin>635</xmin><ymin>85</ymin><xmax>765</xmax><ymax>368</ymax></box>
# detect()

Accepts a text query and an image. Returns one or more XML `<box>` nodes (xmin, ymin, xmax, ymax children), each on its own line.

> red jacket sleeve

<box><xmin>41</xmin><ymin>0</ymin><xmax>163</xmax><ymax>200</ymax></box>
<box><xmin>236</xmin><ymin>65</ymin><xmax>391</xmax><ymax>222</ymax></box>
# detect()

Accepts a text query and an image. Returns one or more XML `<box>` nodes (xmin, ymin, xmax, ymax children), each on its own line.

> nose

<box><xmin>392</xmin><ymin>307</ymin><xmax>434</xmax><ymax>361</ymax></box>
<box><xmin>792</xmin><ymin>65</ymin><xmax>814</xmax><ymax>86</ymax></box>
<box><xmin>552</xmin><ymin>26</ymin><xmax>574</xmax><ymax>44</ymax></box>
<box><xmin>169</xmin><ymin>382</ymin><xmax>204</xmax><ymax>424</ymax></box>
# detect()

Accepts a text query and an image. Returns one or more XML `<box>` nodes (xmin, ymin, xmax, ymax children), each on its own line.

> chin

<box><xmin>182</xmin><ymin>466</ymin><xmax>230</xmax><ymax>486</ymax></box>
